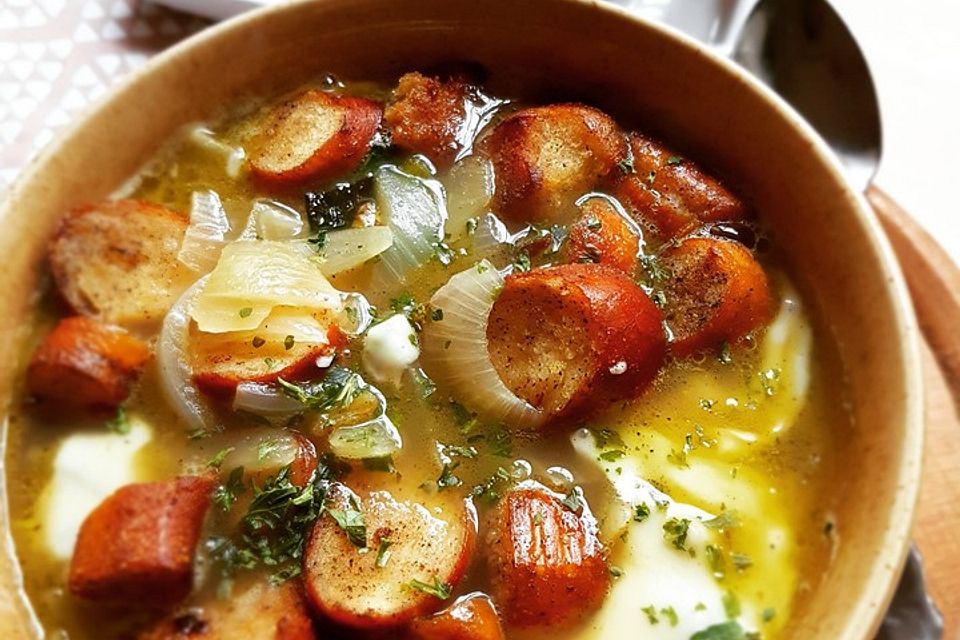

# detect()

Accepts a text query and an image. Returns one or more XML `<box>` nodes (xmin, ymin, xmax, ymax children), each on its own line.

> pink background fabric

<box><xmin>0</xmin><ymin>0</ymin><xmax>208</xmax><ymax>186</ymax></box>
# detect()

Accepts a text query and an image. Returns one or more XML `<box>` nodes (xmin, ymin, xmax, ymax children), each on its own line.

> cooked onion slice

<box><xmin>187</xmin><ymin>125</ymin><xmax>246</xmax><ymax>178</ymax></box>
<box><xmin>233</xmin><ymin>382</ymin><xmax>305</xmax><ymax>416</ymax></box>
<box><xmin>179</xmin><ymin>190</ymin><xmax>231</xmax><ymax>273</ymax></box>
<box><xmin>316</xmin><ymin>226</ymin><xmax>394</xmax><ymax>277</ymax></box>
<box><xmin>372</xmin><ymin>166</ymin><xmax>447</xmax><ymax>287</ymax></box>
<box><xmin>239</xmin><ymin>200</ymin><xmax>305</xmax><ymax>241</ymax></box>
<box><xmin>328</xmin><ymin>415</ymin><xmax>402</xmax><ymax>460</ymax></box>
<box><xmin>158</xmin><ymin>277</ymin><xmax>219</xmax><ymax>432</ymax></box>
<box><xmin>421</xmin><ymin>261</ymin><xmax>544</xmax><ymax>429</ymax></box>
<box><xmin>190</xmin><ymin>240</ymin><xmax>341</xmax><ymax>333</ymax></box>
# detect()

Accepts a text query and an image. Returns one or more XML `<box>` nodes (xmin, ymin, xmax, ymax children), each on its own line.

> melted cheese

<box><xmin>39</xmin><ymin>420</ymin><xmax>152</xmax><ymax>559</ymax></box>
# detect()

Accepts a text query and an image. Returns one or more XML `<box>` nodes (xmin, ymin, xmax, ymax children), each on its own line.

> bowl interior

<box><xmin>0</xmin><ymin>0</ymin><xmax>922</xmax><ymax>637</ymax></box>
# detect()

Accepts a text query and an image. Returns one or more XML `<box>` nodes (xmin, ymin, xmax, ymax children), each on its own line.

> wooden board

<box><xmin>869</xmin><ymin>187</ymin><xmax>960</xmax><ymax>639</ymax></box>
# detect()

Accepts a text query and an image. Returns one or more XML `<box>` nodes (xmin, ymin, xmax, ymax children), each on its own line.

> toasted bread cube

<box><xmin>612</xmin><ymin>133</ymin><xmax>746</xmax><ymax>244</ymax></box>
<box><xmin>248</xmin><ymin>89</ymin><xmax>382</xmax><ymax>188</ymax></box>
<box><xmin>384</xmin><ymin>72</ymin><xmax>471</xmax><ymax>168</ymax></box>
<box><xmin>68</xmin><ymin>476</ymin><xmax>213</xmax><ymax>607</ymax></box>
<box><xmin>483</xmin><ymin>104</ymin><xmax>628</xmax><ymax>224</ymax></box>
<box><xmin>48</xmin><ymin>200</ymin><xmax>191</xmax><ymax>328</ymax></box>
<box><xmin>565</xmin><ymin>197</ymin><xmax>641</xmax><ymax>274</ymax></box>
<box><xmin>190</xmin><ymin>323</ymin><xmax>346</xmax><ymax>400</ymax></box>
<box><xmin>659</xmin><ymin>237</ymin><xmax>773</xmax><ymax>356</ymax></box>
<box><xmin>137</xmin><ymin>581</ymin><xmax>315</xmax><ymax>639</ymax></box>
<box><xmin>27</xmin><ymin>316</ymin><xmax>150</xmax><ymax>409</ymax></box>
<box><xmin>303</xmin><ymin>484</ymin><xmax>476</xmax><ymax>629</ymax></box>
<box><xmin>410</xmin><ymin>592</ymin><xmax>504</xmax><ymax>640</ymax></box>
<box><xmin>487</xmin><ymin>264</ymin><xmax>665</xmax><ymax>425</ymax></box>
<box><xmin>488</xmin><ymin>485</ymin><xmax>609</xmax><ymax>628</ymax></box>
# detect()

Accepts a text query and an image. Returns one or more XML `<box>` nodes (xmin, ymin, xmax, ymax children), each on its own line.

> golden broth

<box><xmin>5</xmin><ymin>75</ymin><xmax>849</xmax><ymax>639</ymax></box>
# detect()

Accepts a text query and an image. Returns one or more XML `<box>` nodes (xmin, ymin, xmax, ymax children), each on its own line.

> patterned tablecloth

<box><xmin>0</xmin><ymin>0</ymin><xmax>208</xmax><ymax>186</ymax></box>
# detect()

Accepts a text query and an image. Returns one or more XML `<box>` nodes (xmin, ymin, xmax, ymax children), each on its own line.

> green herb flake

<box><xmin>617</xmin><ymin>157</ymin><xmax>635</xmax><ymax>174</ymax></box>
<box><xmin>663</xmin><ymin>517</ymin><xmax>691</xmax><ymax>550</ymax></box>
<box><xmin>762</xmin><ymin>607</ymin><xmax>776</xmax><ymax>623</ymax></box>
<box><xmin>704</xmin><ymin>511</ymin><xmax>741</xmax><ymax>531</ymax></box>
<box><xmin>284</xmin><ymin>335</ymin><xmax>296</xmax><ymax>350</ymax></box>
<box><xmin>667</xmin><ymin>155</ymin><xmax>684</xmax><ymax>166</ymax></box>
<box><xmin>723</xmin><ymin>591</ymin><xmax>741</xmax><ymax>620</ymax></box>
<box><xmin>706</xmin><ymin>544</ymin><xmax>726</xmax><ymax>580</ymax></box>
<box><xmin>208</xmin><ymin>446</ymin><xmax>235</xmax><ymax>469</ymax></box>
<box><xmin>642</xmin><ymin>604</ymin><xmax>659</xmax><ymax>625</ymax></box>
<box><xmin>375</xmin><ymin>537</ymin><xmax>393</xmax><ymax>568</ymax></box>
<box><xmin>465</xmin><ymin>218</ymin><xmax>479</xmax><ymax>235</ymax></box>
<box><xmin>561</xmin><ymin>487</ymin><xmax>584</xmax><ymax>514</ymax></box>
<box><xmin>512</xmin><ymin>250</ymin><xmax>532</xmax><ymax>273</ymax></box>
<box><xmin>276</xmin><ymin>368</ymin><xmax>363</xmax><ymax>413</ymax></box>
<box><xmin>691</xmin><ymin>621</ymin><xmax>747</xmax><ymax>640</ymax></box>
<box><xmin>430</xmin><ymin>308</ymin><xmax>444</xmax><ymax>321</ymax></box>
<box><xmin>408</xmin><ymin>576</ymin><xmax>452</xmax><ymax>600</ymax></box>
<box><xmin>609</xmin><ymin>565</ymin><xmax>624</xmax><ymax>578</ymax></box>
<box><xmin>660</xmin><ymin>605</ymin><xmax>679</xmax><ymax>627</ymax></box>
<box><xmin>599</xmin><ymin>449</ymin><xmax>625</xmax><ymax>462</ymax></box>
<box><xmin>533</xmin><ymin>512</ymin><xmax>543</xmax><ymax>525</ymax></box>
<box><xmin>212</xmin><ymin>466</ymin><xmax>246</xmax><ymax>512</ymax></box>
<box><xmin>633</xmin><ymin>503</ymin><xmax>651</xmax><ymax>523</ymax></box>
<box><xmin>187</xmin><ymin>428</ymin><xmax>211</xmax><ymax>440</ymax></box>
<box><xmin>718</xmin><ymin>341</ymin><xmax>733</xmax><ymax>364</ymax></box>
<box><xmin>252</xmin><ymin>336</ymin><xmax>266</xmax><ymax>348</ymax></box>
<box><xmin>327</xmin><ymin>497</ymin><xmax>367</xmax><ymax>549</ymax></box>
<box><xmin>239</xmin><ymin>307</ymin><xmax>253</xmax><ymax>318</ymax></box>
<box><xmin>105</xmin><ymin>406</ymin><xmax>130</xmax><ymax>435</ymax></box>
<box><xmin>584</xmin><ymin>215</ymin><xmax>602</xmax><ymax>231</ymax></box>
<box><xmin>732</xmin><ymin>553</ymin><xmax>753</xmax><ymax>571</ymax></box>
<box><xmin>436</xmin><ymin>462</ymin><xmax>462</xmax><ymax>490</ymax></box>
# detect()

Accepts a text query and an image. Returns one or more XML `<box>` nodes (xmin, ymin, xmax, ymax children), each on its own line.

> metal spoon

<box><xmin>730</xmin><ymin>0</ymin><xmax>882</xmax><ymax>192</ymax></box>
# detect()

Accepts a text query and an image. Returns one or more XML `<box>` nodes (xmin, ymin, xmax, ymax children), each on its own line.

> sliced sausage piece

<box><xmin>137</xmin><ymin>581</ymin><xmax>315</xmax><ymax>639</ymax></box>
<box><xmin>384</xmin><ymin>72</ymin><xmax>471</xmax><ymax>168</ymax></box>
<box><xmin>564</xmin><ymin>197</ymin><xmax>640</xmax><ymax>274</ymax></box>
<box><xmin>482</xmin><ymin>104</ymin><xmax>628</xmax><ymax>224</ymax></box>
<box><xmin>68</xmin><ymin>475</ymin><xmax>213</xmax><ymax>608</ymax></box>
<box><xmin>303</xmin><ymin>484</ymin><xmax>477</xmax><ymax>629</ymax></box>
<box><xmin>612</xmin><ymin>133</ymin><xmax>746</xmax><ymax>244</ymax></box>
<box><xmin>409</xmin><ymin>592</ymin><xmax>504</xmax><ymax>640</ymax></box>
<box><xmin>27</xmin><ymin>316</ymin><xmax>150</xmax><ymax>409</ymax></box>
<box><xmin>190</xmin><ymin>321</ymin><xmax>345</xmax><ymax>400</ymax></box>
<box><xmin>488</xmin><ymin>484</ymin><xmax>609</xmax><ymax>628</ymax></box>
<box><xmin>48</xmin><ymin>200</ymin><xmax>191</xmax><ymax>328</ymax></box>
<box><xmin>486</xmin><ymin>264</ymin><xmax>665</xmax><ymax>425</ymax></box>
<box><xmin>248</xmin><ymin>89</ymin><xmax>383</xmax><ymax>188</ymax></box>
<box><xmin>659</xmin><ymin>237</ymin><xmax>773</xmax><ymax>357</ymax></box>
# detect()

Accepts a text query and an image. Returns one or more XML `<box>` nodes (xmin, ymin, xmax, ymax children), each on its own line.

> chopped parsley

<box><xmin>609</xmin><ymin>565</ymin><xmax>624</xmax><ymax>578</ymax></box>
<box><xmin>408</xmin><ymin>576</ymin><xmax>452</xmax><ymax>600</ymax></box>
<box><xmin>667</xmin><ymin>155</ymin><xmax>684</xmax><ymax>166</ymax></box>
<box><xmin>284</xmin><ymin>335</ymin><xmax>295</xmax><ymax>350</ymax></box>
<box><xmin>276</xmin><ymin>367</ymin><xmax>363</xmax><ymax>413</ymax></box>
<box><xmin>561</xmin><ymin>487</ymin><xmax>584</xmax><ymax>515</ymax></box>
<box><xmin>718</xmin><ymin>341</ymin><xmax>733</xmax><ymax>364</ymax></box>
<box><xmin>616</xmin><ymin>156</ymin><xmax>635</xmax><ymax>174</ymax></box>
<box><xmin>642</xmin><ymin>604</ymin><xmax>659</xmax><ymax>624</ymax></box>
<box><xmin>762</xmin><ymin>607</ymin><xmax>776</xmax><ymax>623</ymax></box>
<box><xmin>304</xmin><ymin>177</ymin><xmax>371</xmax><ymax>232</ymax></box>
<box><xmin>436</xmin><ymin>462</ymin><xmax>463</xmax><ymax>490</ymax></box>
<box><xmin>663</xmin><ymin>517</ymin><xmax>691</xmax><ymax>550</ymax></box>
<box><xmin>207</xmin><ymin>447</ymin><xmax>235</xmax><ymax>469</ymax></box>
<box><xmin>104</xmin><ymin>406</ymin><xmax>130</xmax><ymax>435</ymax></box>
<box><xmin>327</xmin><ymin>496</ymin><xmax>367</xmax><ymax>549</ymax></box>
<box><xmin>251</xmin><ymin>336</ymin><xmax>266</xmax><ymax>348</ymax></box>
<box><xmin>706</xmin><ymin>544</ymin><xmax>726</xmax><ymax>580</ymax></box>
<box><xmin>471</xmin><ymin>467</ymin><xmax>511</xmax><ymax>504</ymax></box>
<box><xmin>584</xmin><ymin>215</ymin><xmax>603</xmax><ymax>231</ymax></box>
<box><xmin>212</xmin><ymin>466</ymin><xmax>245</xmax><ymax>512</ymax></box>
<box><xmin>704</xmin><ymin>510</ymin><xmax>741</xmax><ymax>531</ymax></box>
<box><xmin>723</xmin><ymin>591</ymin><xmax>741</xmax><ymax>619</ymax></box>
<box><xmin>430</xmin><ymin>308</ymin><xmax>444</xmax><ymax>321</ymax></box>
<box><xmin>660</xmin><ymin>605</ymin><xmax>679</xmax><ymax>627</ymax></box>
<box><xmin>238</xmin><ymin>307</ymin><xmax>253</xmax><ymax>318</ymax></box>
<box><xmin>512</xmin><ymin>250</ymin><xmax>532</xmax><ymax>273</ymax></box>
<box><xmin>690</xmin><ymin>621</ymin><xmax>749</xmax><ymax>640</ymax></box>
<box><xmin>389</xmin><ymin>292</ymin><xmax>427</xmax><ymax>328</ymax></box>
<box><xmin>633</xmin><ymin>503</ymin><xmax>651</xmax><ymax>523</ymax></box>
<box><xmin>732</xmin><ymin>553</ymin><xmax>753</xmax><ymax>571</ymax></box>
<box><xmin>375</xmin><ymin>538</ymin><xmax>393</xmax><ymax>568</ymax></box>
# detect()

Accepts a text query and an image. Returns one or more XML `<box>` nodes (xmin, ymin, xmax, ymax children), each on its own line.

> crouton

<box><xmin>190</xmin><ymin>323</ymin><xmax>346</xmax><ymax>400</ymax></box>
<box><xmin>384</xmin><ymin>72</ymin><xmax>471</xmax><ymax>167</ymax></box>
<box><xmin>612</xmin><ymin>133</ymin><xmax>746</xmax><ymax>244</ymax></box>
<box><xmin>48</xmin><ymin>200</ymin><xmax>191</xmax><ymax>328</ymax></box>
<box><xmin>486</xmin><ymin>264</ymin><xmax>665</xmax><ymax>425</ymax></box>
<box><xmin>488</xmin><ymin>484</ymin><xmax>609</xmax><ymax>628</ymax></box>
<box><xmin>659</xmin><ymin>237</ymin><xmax>772</xmax><ymax>356</ymax></box>
<box><xmin>409</xmin><ymin>593</ymin><xmax>504</xmax><ymax>640</ymax></box>
<box><xmin>303</xmin><ymin>484</ymin><xmax>476</xmax><ymax>629</ymax></box>
<box><xmin>483</xmin><ymin>104</ymin><xmax>627</xmax><ymax>224</ymax></box>
<box><xmin>248</xmin><ymin>89</ymin><xmax>382</xmax><ymax>188</ymax></box>
<box><xmin>137</xmin><ymin>581</ymin><xmax>314</xmax><ymax>639</ymax></box>
<box><xmin>27</xmin><ymin>316</ymin><xmax>150</xmax><ymax>409</ymax></box>
<box><xmin>68</xmin><ymin>475</ymin><xmax>214</xmax><ymax>607</ymax></box>
<box><xmin>564</xmin><ymin>197</ymin><xmax>640</xmax><ymax>273</ymax></box>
